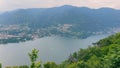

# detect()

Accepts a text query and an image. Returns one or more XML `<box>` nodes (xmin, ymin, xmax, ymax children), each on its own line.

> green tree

<box><xmin>28</xmin><ymin>48</ymin><xmax>41</xmax><ymax>68</ymax></box>
<box><xmin>86</xmin><ymin>55</ymin><xmax>103</xmax><ymax>68</ymax></box>
<box><xmin>0</xmin><ymin>63</ymin><xmax>2</xmax><ymax>68</ymax></box>
<box><xmin>67</xmin><ymin>61</ymin><xmax>86</xmax><ymax>68</ymax></box>
<box><xmin>109</xmin><ymin>52</ymin><xmax>120</xmax><ymax>68</ymax></box>
<box><xmin>19</xmin><ymin>65</ymin><xmax>29</xmax><ymax>68</ymax></box>
<box><xmin>44</xmin><ymin>62</ymin><xmax>57</xmax><ymax>68</ymax></box>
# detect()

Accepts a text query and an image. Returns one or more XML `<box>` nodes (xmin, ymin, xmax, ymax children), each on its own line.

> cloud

<box><xmin>0</xmin><ymin>0</ymin><xmax>119</xmax><ymax>12</ymax></box>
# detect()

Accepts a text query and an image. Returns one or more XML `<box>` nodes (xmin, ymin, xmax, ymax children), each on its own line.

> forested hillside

<box><xmin>0</xmin><ymin>5</ymin><xmax>120</xmax><ymax>40</ymax></box>
<box><xmin>63</xmin><ymin>33</ymin><xmax>120</xmax><ymax>68</ymax></box>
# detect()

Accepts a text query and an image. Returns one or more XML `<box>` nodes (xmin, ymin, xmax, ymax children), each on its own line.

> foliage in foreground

<box><xmin>4</xmin><ymin>33</ymin><xmax>120</xmax><ymax>68</ymax></box>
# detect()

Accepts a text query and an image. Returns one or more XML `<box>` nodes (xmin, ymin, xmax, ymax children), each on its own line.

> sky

<box><xmin>0</xmin><ymin>0</ymin><xmax>120</xmax><ymax>12</ymax></box>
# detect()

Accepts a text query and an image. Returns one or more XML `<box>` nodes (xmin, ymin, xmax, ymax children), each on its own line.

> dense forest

<box><xmin>1</xmin><ymin>32</ymin><xmax>120</xmax><ymax>68</ymax></box>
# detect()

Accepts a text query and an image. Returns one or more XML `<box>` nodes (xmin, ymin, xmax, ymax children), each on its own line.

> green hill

<box><xmin>60</xmin><ymin>33</ymin><xmax>120</xmax><ymax>68</ymax></box>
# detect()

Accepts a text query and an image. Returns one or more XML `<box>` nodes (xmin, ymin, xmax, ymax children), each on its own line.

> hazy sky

<box><xmin>0</xmin><ymin>0</ymin><xmax>119</xmax><ymax>12</ymax></box>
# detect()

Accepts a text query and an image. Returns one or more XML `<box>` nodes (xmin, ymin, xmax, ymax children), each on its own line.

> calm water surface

<box><xmin>0</xmin><ymin>34</ymin><xmax>109</xmax><ymax>67</ymax></box>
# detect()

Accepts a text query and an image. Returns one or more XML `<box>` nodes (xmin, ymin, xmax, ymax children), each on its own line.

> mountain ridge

<box><xmin>0</xmin><ymin>5</ymin><xmax>120</xmax><ymax>40</ymax></box>
<box><xmin>2</xmin><ymin>5</ymin><xmax>120</xmax><ymax>13</ymax></box>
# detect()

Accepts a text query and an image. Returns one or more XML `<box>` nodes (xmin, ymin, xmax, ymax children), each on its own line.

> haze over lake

<box><xmin>0</xmin><ymin>34</ymin><xmax>109</xmax><ymax>67</ymax></box>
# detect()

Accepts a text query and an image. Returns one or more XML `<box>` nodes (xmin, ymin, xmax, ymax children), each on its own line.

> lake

<box><xmin>0</xmin><ymin>34</ymin><xmax>109</xmax><ymax>67</ymax></box>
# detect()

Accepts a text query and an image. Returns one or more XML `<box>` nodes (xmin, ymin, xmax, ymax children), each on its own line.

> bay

<box><xmin>0</xmin><ymin>34</ymin><xmax>109</xmax><ymax>67</ymax></box>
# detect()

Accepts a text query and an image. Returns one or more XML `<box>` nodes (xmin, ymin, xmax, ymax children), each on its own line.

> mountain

<box><xmin>0</xmin><ymin>5</ymin><xmax>120</xmax><ymax>39</ymax></box>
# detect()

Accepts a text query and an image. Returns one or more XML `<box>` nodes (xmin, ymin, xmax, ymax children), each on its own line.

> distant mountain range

<box><xmin>0</xmin><ymin>5</ymin><xmax>120</xmax><ymax>38</ymax></box>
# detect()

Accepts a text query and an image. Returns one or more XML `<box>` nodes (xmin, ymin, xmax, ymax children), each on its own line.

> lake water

<box><xmin>0</xmin><ymin>34</ymin><xmax>109</xmax><ymax>67</ymax></box>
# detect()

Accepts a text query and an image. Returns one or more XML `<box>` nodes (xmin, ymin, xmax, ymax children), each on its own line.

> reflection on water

<box><xmin>0</xmin><ymin>34</ymin><xmax>109</xmax><ymax>67</ymax></box>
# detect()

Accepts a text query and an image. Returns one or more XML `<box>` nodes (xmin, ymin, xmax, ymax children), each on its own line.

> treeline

<box><xmin>0</xmin><ymin>36</ymin><xmax>33</xmax><ymax>44</ymax></box>
<box><xmin>1</xmin><ymin>33</ymin><xmax>120</xmax><ymax>68</ymax></box>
